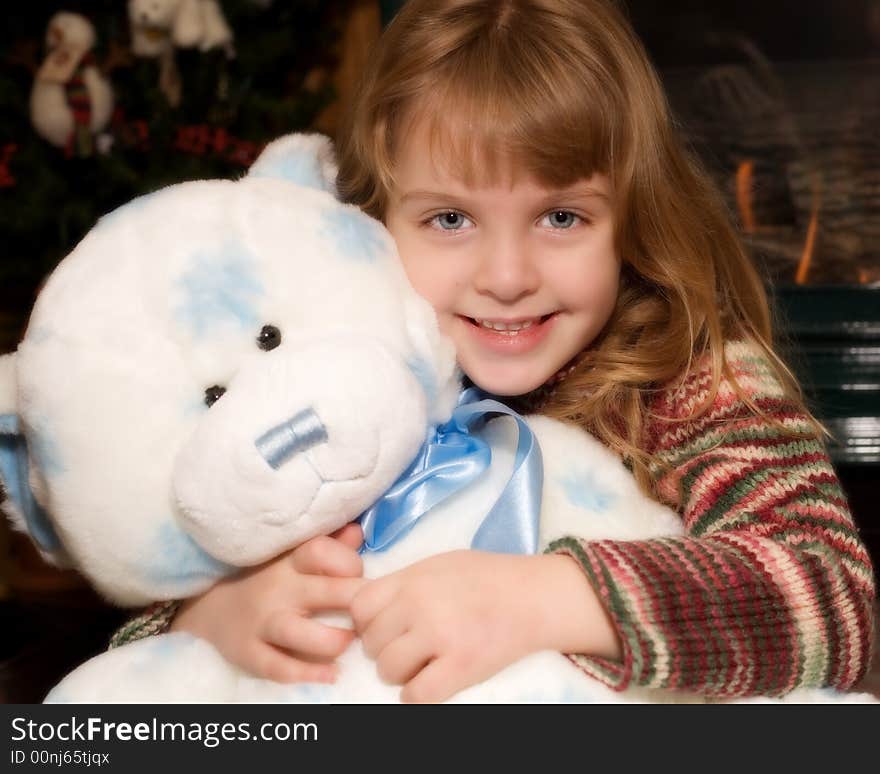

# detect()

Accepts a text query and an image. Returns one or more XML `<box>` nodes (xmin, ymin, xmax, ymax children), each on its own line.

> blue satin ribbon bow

<box><xmin>358</xmin><ymin>388</ymin><xmax>542</xmax><ymax>555</ymax></box>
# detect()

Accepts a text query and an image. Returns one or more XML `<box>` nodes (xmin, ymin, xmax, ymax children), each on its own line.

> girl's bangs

<box><xmin>400</xmin><ymin>55</ymin><xmax>614</xmax><ymax>190</ymax></box>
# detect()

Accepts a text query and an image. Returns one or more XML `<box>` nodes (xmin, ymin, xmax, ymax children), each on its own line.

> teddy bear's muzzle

<box><xmin>170</xmin><ymin>336</ymin><xmax>432</xmax><ymax>566</ymax></box>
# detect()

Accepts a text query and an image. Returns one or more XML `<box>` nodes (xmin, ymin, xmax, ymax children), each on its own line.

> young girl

<box><xmin>114</xmin><ymin>0</ymin><xmax>875</xmax><ymax>701</ymax></box>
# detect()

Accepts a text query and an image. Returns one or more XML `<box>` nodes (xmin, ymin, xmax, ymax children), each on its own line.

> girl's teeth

<box><xmin>475</xmin><ymin>319</ymin><xmax>536</xmax><ymax>334</ymax></box>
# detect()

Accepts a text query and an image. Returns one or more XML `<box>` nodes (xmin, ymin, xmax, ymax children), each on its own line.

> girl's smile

<box><xmin>458</xmin><ymin>313</ymin><xmax>558</xmax><ymax>356</ymax></box>
<box><xmin>383</xmin><ymin>117</ymin><xmax>621</xmax><ymax>396</ymax></box>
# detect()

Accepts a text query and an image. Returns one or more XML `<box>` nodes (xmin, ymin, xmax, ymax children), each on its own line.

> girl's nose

<box><xmin>473</xmin><ymin>233</ymin><xmax>540</xmax><ymax>303</ymax></box>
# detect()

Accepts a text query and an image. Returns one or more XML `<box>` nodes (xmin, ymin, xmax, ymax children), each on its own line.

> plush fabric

<box><xmin>0</xmin><ymin>133</ymin><xmax>874</xmax><ymax>703</ymax></box>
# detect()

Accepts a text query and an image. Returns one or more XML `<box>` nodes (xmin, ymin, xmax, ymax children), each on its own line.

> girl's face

<box><xmin>384</xmin><ymin>120</ymin><xmax>621</xmax><ymax>396</ymax></box>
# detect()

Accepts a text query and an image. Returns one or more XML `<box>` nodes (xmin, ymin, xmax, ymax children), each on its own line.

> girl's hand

<box><xmin>350</xmin><ymin>550</ymin><xmax>621</xmax><ymax>703</ymax></box>
<box><xmin>171</xmin><ymin>523</ymin><xmax>366</xmax><ymax>684</ymax></box>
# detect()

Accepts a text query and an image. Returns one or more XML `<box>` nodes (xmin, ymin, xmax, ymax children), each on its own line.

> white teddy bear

<box><xmin>0</xmin><ymin>134</ymin><xmax>873</xmax><ymax>704</ymax></box>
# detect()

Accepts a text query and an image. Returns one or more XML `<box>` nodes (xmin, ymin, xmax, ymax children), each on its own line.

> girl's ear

<box><xmin>172</xmin><ymin>0</ymin><xmax>204</xmax><ymax>48</ymax></box>
<box><xmin>247</xmin><ymin>133</ymin><xmax>338</xmax><ymax>194</ymax></box>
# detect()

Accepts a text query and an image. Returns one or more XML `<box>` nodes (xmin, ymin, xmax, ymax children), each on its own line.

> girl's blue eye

<box><xmin>429</xmin><ymin>211</ymin><xmax>473</xmax><ymax>231</ymax></box>
<box><xmin>542</xmin><ymin>210</ymin><xmax>579</xmax><ymax>229</ymax></box>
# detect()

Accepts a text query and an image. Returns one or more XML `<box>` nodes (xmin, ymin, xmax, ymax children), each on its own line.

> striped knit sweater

<box><xmin>549</xmin><ymin>339</ymin><xmax>876</xmax><ymax>696</ymax></box>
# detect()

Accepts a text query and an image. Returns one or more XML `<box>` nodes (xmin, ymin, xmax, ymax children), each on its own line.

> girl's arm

<box><xmin>352</xmin><ymin>341</ymin><xmax>873</xmax><ymax>701</ymax></box>
<box><xmin>350</xmin><ymin>548</ymin><xmax>622</xmax><ymax>702</ymax></box>
<box><xmin>551</xmin><ymin>340</ymin><xmax>875</xmax><ymax>696</ymax></box>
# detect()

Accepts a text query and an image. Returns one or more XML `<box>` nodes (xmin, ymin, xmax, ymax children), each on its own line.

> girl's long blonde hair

<box><xmin>336</xmin><ymin>0</ymin><xmax>818</xmax><ymax>495</ymax></box>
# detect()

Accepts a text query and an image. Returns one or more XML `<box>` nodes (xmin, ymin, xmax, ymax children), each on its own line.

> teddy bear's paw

<box><xmin>44</xmin><ymin>632</ymin><xmax>241</xmax><ymax>703</ymax></box>
<box><xmin>726</xmin><ymin>688</ymin><xmax>880</xmax><ymax>704</ymax></box>
<box><xmin>443</xmin><ymin>651</ymin><xmax>627</xmax><ymax>704</ymax></box>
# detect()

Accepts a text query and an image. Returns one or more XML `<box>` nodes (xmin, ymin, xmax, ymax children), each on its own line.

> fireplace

<box><xmin>627</xmin><ymin>1</ymin><xmax>880</xmax><ymax>572</ymax></box>
<box><xmin>629</xmin><ymin>1</ymin><xmax>879</xmax><ymax>287</ymax></box>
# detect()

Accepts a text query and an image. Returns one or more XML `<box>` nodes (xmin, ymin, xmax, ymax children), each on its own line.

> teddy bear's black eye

<box><xmin>204</xmin><ymin>385</ymin><xmax>226</xmax><ymax>407</ymax></box>
<box><xmin>257</xmin><ymin>325</ymin><xmax>281</xmax><ymax>351</ymax></box>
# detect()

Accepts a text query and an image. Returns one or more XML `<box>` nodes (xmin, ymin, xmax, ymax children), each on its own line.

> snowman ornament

<box><xmin>29</xmin><ymin>12</ymin><xmax>114</xmax><ymax>157</ymax></box>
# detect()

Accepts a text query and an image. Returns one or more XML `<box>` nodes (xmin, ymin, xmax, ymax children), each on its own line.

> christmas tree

<box><xmin>1</xmin><ymin>0</ymin><xmax>354</xmax><ymax>335</ymax></box>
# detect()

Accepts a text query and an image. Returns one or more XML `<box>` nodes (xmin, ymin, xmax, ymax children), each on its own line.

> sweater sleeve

<box><xmin>549</xmin><ymin>340</ymin><xmax>876</xmax><ymax>697</ymax></box>
<box><xmin>108</xmin><ymin>600</ymin><xmax>181</xmax><ymax>649</ymax></box>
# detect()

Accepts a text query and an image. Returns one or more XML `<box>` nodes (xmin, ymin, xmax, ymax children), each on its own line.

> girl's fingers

<box><xmin>250</xmin><ymin>643</ymin><xmax>338</xmax><ymax>685</ymax></box>
<box><xmin>359</xmin><ymin>601</ymin><xmax>409</xmax><ymax>660</ymax></box>
<box><xmin>262</xmin><ymin>612</ymin><xmax>355</xmax><ymax>660</ymax></box>
<box><xmin>374</xmin><ymin>631</ymin><xmax>432</xmax><ymax>686</ymax></box>
<box><xmin>330</xmin><ymin>522</ymin><xmax>365</xmax><ymax>550</ymax></box>
<box><xmin>400</xmin><ymin>656</ymin><xmax>464</xmax><ymax>704</ymax></box>
<box><xmin>350</xmin><ymin>576</ymin><xmax>398</xmax><ymax>633</ymax></box>
<box><xmin>291</xmin><ymin>534</ymin><xmax>363</xmax><ymax>577</ymax></box>
<box><xmin>300</xmin><ymin>575</ymin><xmax>367</xmax><ymax>611</ymax></box>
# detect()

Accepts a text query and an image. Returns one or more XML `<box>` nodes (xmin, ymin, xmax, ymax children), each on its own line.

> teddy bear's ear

<box><xmin>0</xmin><ymin>353</ymin><xmax>69</xmax><ymax>567</ymax></box>
<box><xmin>0</xmin><ymin>352</ymin><xmax>15</xmax><ymax>417</ymax></box>
<box><xmin>172</xmin><ymin>0</ymin><xmax>204</xmax><ymax>48</ymax></box>
<box><xmin>199</xmin><ymin>0</ymin><xmax>234</xmax><ymax>51</ymax></box>
<box><xmin>247</xmin><ymin>133</ymin><xmax>338</xmax><ymax>195</ymax></box>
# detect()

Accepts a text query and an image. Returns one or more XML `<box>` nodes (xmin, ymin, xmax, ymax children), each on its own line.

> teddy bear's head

<box><xmin>2</xmin><ymin>133</ymin><xmax>458</xmax><ymax>606</ymax></box>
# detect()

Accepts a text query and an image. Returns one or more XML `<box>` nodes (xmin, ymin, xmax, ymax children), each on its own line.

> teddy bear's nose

<box><xmin>204</xmin><ymin>385</ymin><xmax>226</xmax><ymax>407</ymax></box>
<box><xmin>255</xmin><ymin>408</ymin><xmax>328</xmax><ymax>470</ymax></box>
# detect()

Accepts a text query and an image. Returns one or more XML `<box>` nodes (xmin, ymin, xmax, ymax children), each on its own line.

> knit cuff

<box><xmin>108</xmin><ymin>600</ymin><xmax>182</xmax><ymax>650</ymax></box>
<box><xmin>547</xmin><ymin>536</ymin><xmax>640</xmax><ymax>691</ymax></box>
